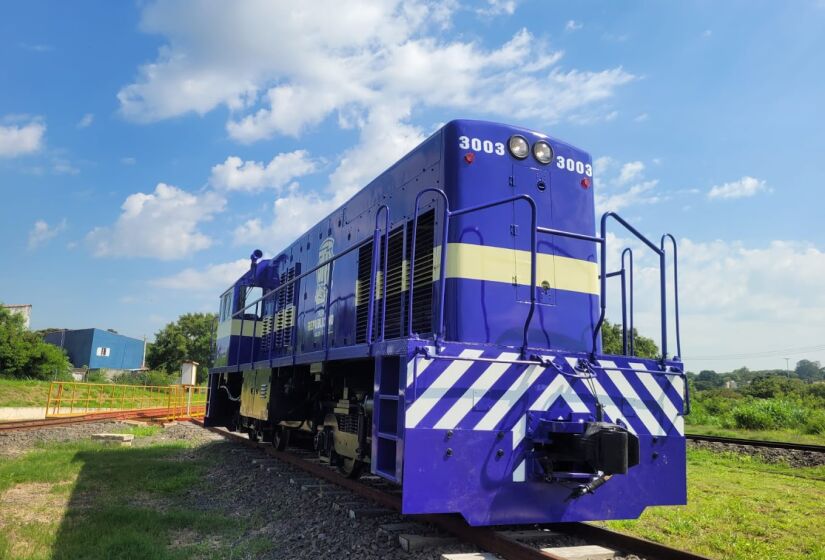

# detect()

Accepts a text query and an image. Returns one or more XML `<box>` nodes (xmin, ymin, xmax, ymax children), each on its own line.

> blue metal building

<box><xmin>44</xmin><ymin>328</ymin><xmax>145</xmax><ymax>370</ymax></box>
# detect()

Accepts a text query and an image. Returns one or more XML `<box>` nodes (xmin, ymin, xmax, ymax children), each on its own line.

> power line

<box><xmin>688</xmin><ymin>343</ymin><xmax>825</xmax><ymax>361</ymax></box>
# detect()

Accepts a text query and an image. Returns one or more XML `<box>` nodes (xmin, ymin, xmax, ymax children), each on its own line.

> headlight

<box><xmin>533</xmin><ymin>140</ymin><xmax>553</xmax><ymax>164</ymax></box>
<box><xmin>508</xmin><ymin>135</ymin><xmax>529</xmax><ymax>159</ymax></box>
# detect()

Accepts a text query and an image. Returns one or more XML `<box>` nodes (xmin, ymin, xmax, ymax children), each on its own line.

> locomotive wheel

<box><xmin>272</xmin><ymin>427</ymin><xmax>289</xmax><ymax>451</ymax></box>
<box><xmin>334</xmin><ymin>451</ymin><xmax>363</xmax><ymax>479</ymax></box>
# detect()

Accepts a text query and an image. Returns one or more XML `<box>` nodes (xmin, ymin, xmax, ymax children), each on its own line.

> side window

<box><xmin>219</xmin><ymin>291</ymin><xmax>233</xmax><ymax>322</ymax></box>
<box><xmin>96</xmin><ymin>347</ymin><xmax>111</xmax><ymax>357</ymax></box>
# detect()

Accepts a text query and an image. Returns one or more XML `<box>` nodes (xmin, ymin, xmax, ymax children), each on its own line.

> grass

<box><xmin>0</xmin><ymin>435</ymin><xmax>272</xmax><ymax>559</ymax></box>
<box><xmin>604</xmin><ymin>448</ymin><xmax>825</xmax><ymax>560</ymax></box>
<box><xmin>686</xmin><ymin>423</ymin><xmax>825</xmax><ymax>446</ymax></box>
<box><xmin>0</xmin><ymin>379</ymin><xmax>51</xmax><ymax>408</ymax></box>
<box><xmin>0</xmin><ymin>378</ymin><xmax>204</xmax><ymax>414</ymax></box>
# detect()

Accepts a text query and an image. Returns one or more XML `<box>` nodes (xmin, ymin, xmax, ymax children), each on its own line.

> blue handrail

<box><xmin>408</xmin><ymin>189</ymin><xmax>538</xmax><ymax>354</ymax></box>
<box><xmin>225</xmin><ymin>194</ymin><xmax>682</xmax><ymax>372</ymax></box>
<box><xmin>365</xmin><ymin>205</ymin><xmax>390</xmax><ymax>345</ymax></box>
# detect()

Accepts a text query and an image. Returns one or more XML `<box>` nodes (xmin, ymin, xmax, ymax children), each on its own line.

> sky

<box><xmin>1</xmin><ymin>0</ymin><xmax>824</xmax><ymax>373</ymax></box>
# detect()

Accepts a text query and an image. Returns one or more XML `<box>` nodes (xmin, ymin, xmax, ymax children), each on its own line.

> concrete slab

<box><xmin>120</xmin><ymin>419</ymin><xmax>148</xmax><ymax>427</ymax></box>
<box><xmin>540</xmin><ymin>545</ymin><xmax>616</xmax><ymax>560</ymax></box>
<box><xmin>91</xmin><ymin>433</ymin><xmax>134</xmax><ymax>446</ymax></box>
<box><xmin>399</xmin><ymin>534</ymin><xmax>458</xmax><ymax>551</ymax></box>
<box><xmin>347</xmin><ymin>507</ymin><xmax>394</xmax><ymax>519</ymax></box>
<box><xmin>441</xmin><ymin>554</ymin><xmax>498</xmax><ymax>560</ymax></box>
<box><xmin>0</xmin><ymin>407</ymin><xmax>46</xmax><ymax>421</ymax></box>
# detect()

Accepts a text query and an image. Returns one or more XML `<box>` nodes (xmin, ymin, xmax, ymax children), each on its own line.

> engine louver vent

<box><xmin>356</xmin><ymin>209</ymin><xmax>435</xmax><ymax>343</ymax></box>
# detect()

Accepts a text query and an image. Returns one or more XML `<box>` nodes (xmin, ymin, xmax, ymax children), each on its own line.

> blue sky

<box><xmin>1</xmin><ymin>0</ymin><xmax>824</xmax><ymax>372</ymax></box>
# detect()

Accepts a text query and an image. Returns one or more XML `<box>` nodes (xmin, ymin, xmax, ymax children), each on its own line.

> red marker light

<box><xmin>464</xmin><ymin>152</ymin><xmax>475</xmax><ymax>164</ymax></box>
<box><xmin>581</xmin><ymin>177</ymin><xmax>591</xmax><ymax>189</ymax></box>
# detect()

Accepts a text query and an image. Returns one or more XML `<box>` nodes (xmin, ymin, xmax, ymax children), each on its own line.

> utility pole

<box><xmin>784</xmin><ymin>357</ymin><xmax>790</xmax><ymax>377</ymax></box>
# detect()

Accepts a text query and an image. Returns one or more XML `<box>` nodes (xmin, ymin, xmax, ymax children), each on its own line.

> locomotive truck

<box><xmin>205</xmin><ymin>119</ymin><xmax>687</xmax><ymax>526</ymax></box>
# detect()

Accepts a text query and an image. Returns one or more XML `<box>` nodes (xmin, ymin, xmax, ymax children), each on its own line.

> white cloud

<box><xmin>121</xmin><ymin>157</ymin><xmax>137</xmax><ymax>165</ymax></box>
<box><xmin>209</xmin><ymin>150</ymin><xmax>319</xmax><ymax>192</ymax></box>
<box><xmin>52</xmin><ymin>158</ymin><xmax>79</xmax><ymax>175</ymax></box>
<box><xmin>594</xmin><ymin>158</ymin><xmax>662</xmax><ymax>213</ymax></box>
<box><xmin>565</xmin><ymin>20</ymin><xmax>583</xmax><ymax>31</ymax></box>
<box><xmin>77</xmin><ymin>113</ymin><xmax>94</xmax><ymax>128</ymax></box>
<box><xmin>617</xmin><ymin>161</ymin><xmax>644</xmax><ymax>185</ymax></box>
<box><xmin>603</xmin><ymin>236</ymin><xmax>825</xmax><ymax>369</ymax></box>
<box><xmin>118</xmin><ymin>2</ymin><xmax>634</xmax><ymax>142</ymax></box>
<box><xmin>233</xmin><ymin>183</ymin><xmax>341</xmax><ymax>249</ymax></box>
<box><xmin>707</xmin><ymin>176</ymin><xmax>768</xmax><ymax>200</ymax></box>
<box><xmin>152</xmin><ymin>258</ymin><xmax>251</xmax><ymax>292</ymax></box>
<box><xmin>702</xmin><ymin>29</ymin><xmax>712</xmax><ymax>38</ymax></box>
<box><xmin>634</xmin><ymin>112</ymin><xmax>649</xmax><ymax>122</ymax></box>
<box><xmin>27</xmin><ymin>218</ymin><xmax>67</xmax><ymax>249</ymax></box>
<box><xmin>0</xmin><ymin>118</ymin><xmax>45</xmax><ymax>158</ymax></box>
<box><xmin>477</xmin><ymin>0</ymin><xmax>518</xmax><ymax>16</ymax></box>
<box><xmin>86</xmin><ymin>183</ymin><xmax>225</xmax><ymax>260</ymax></box>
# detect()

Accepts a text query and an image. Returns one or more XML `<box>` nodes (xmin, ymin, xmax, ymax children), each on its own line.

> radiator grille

<box><xmin>356</xmin><ymin>210</ymin><xmax>434</xmax><ymax>343</ymax></box>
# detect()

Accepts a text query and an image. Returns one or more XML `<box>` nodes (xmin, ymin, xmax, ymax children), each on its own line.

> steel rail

<box><xmin>0</xmin><ymin>407</ymin><xmax>204</xmax><ymax>431</ymax></box>
<box><xmin>195</xmin><ymin>420</ymin><xmax>711</xmax><ymax>560</ymax></box>
<box><xmin>686</xmin><ymin>433</ymin><xmax>825</xmax><ymax>453</ymax></box>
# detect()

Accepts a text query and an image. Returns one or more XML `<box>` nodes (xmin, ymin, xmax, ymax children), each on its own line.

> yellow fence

<box><xmin>46</xmin><ymin>382</ymin><xmax>208</xmax><ymax>420</ymax></box>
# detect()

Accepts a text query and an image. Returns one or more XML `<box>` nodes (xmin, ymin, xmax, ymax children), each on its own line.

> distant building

<box><xmin>43</xmin><ymin>328</ymin><xmax>145</xmax><ymax>371</ymax></box>
<box><xmin>724</xmin><ymin>380</ymin><xmax>738</xmax><ymax>390</ymax></box>
<box><xmin>2</xmin><ymin>304</ymin><xmax>32</xmax><ymax>329</ymax></box>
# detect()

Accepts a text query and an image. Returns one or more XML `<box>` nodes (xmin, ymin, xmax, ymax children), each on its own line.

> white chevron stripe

<box><xmin>600</xmin><ymin>360</ymin><xmax>666</xmax><ymax>436</ymax></box>
<box><xmin>406</xmin><ymin>347</ymin><xmax>435</xmax><ymax>388</ymax></box>
<box><xmin>405</xmin><ymin>349</ymin><xmax>484</xmax><ymax>428</ymax></box>
<box><xmin>433</xmin><ymin>352</ymin><xmax>521</xmax><ymax>430</ymax></box>
<box><xmin>628</xmin><ymin>363</ymin><xmax>685</xmax><ymax>435</ymax></box>
<box><xmin>587</xmin><ymin>378</ymin><xmax>637</xmax><ymax>436</ymax></box>
<box><xmin>474</xmin><ymin>364</ymin><xmax>544</xmax><ymax>431</ymax></box>
<box><xmin>531</xmin><ymin>374</ymin><xmax>590</xmax><ymax>414</ymax></box>
<box><xmin>511</xmin><ymin>373</ymin><xmax>593</xmax><ymax>451</ymax></box>
<box><xmin>513</xmin><ymin>459</ymin><xmax>526</xmax><ymax>482</ymax></box>
<box><xmin>669</xmin><ymin>375</ymin><xmax>686</xmax><ymax>411</ymax></box>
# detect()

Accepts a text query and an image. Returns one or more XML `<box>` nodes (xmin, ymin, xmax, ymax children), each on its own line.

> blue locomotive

<box><xmin>205</xmin><ymin>119</ymin><xmax>687</xmax><ymax>526</ymax></box>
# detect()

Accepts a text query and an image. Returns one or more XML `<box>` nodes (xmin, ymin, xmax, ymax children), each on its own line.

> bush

<box><xmin>803</xmin><ymin>409</ymin><xmax>825</xmax><ymax>435</ymax></box>
<box><xmin>0</xmin><ymin>306</ymin><xmax>71</xmax><ymax>380</ymax></box>
<box><xmin>111</xmin><ymin>370</ymin><xmax>177</xmax><ymax>386</ymax></box>
<box><xmin>85</xmin><ymin>369</ymin><xmax>108</xmax><ymax>383</ymax></box>
<box><xmin>730</xmin><ymin>399</ymin><xmax>807</xmax><ymax>431</ymax></box>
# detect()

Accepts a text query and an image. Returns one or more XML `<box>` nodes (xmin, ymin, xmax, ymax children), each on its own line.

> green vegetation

<box><xmin>0</xmin><ymin>379</ymin><xmax>52</xmax><ymax>408</ymax></box>
<box><xmin>601</xmin><ymin>319</ymin><xmax>660</xmax><ymax>358</ymax></box>
<box><xmin>146</xmin><ymin>313</ymin><xmax>217</xmax><ymax>382</ymax></box>
<box><xmin>686</xmin><ymin>375</ymin><xmax>825</xmax><ymax>436</ymax></box>
<box><xmin>0</xmin><ymin>435</ymin><xmax>268</xmax><ymax>559</ymax></box>
<box><xmin>606</xmin><ymin>448</ymin><xmax>825</xmax><ymax>560</ymax></box>
<box><xmin>0</xmin><ymin>306</ymin><xmax>70</xmax><ymax>380</ymax></box>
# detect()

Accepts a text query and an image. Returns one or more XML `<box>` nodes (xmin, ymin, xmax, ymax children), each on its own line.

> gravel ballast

<box><xmin>1</xmin><ymin>420</ymin><xmax>652</xmax><ymax>559</ymax></box>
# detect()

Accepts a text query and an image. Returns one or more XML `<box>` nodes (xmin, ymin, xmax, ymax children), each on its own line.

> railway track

<box><xmin>0</xmin><ymin>408</ymin><xmax>199</xmax><ymax>431</ymax></box>
<box><xmin>686</xmin><ymin>433</ymin><xmax>825</xmax><ymax>453</ymax></box>
<box><xmin>197</xmin><ymin>420</ymin><xmax>710</xmax><ymax>560</ymax></box>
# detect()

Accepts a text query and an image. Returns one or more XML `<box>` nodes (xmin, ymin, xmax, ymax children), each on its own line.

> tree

<box><xmin>601</xmin><ymin>319</ymin><xmax>660</xmax><ymax>359</ymax></box>
<box><xmin>0</xmin><ymin>306</ymin><xmax>71</xmax><ymax>379</ymax></box>
<box><xmin>694</xmin><ymin>369</ymin><xmax>724</xmax><ymax>391</ymax></box>
<box><xmin>795</xmin><ymin>359</ymin><xmax>824</xmax><ymax>382</ymax></box>
<box><xmin>146</xmin><ymin>313</ymin><xmax>217</xmax><ymax>381</ymax></box>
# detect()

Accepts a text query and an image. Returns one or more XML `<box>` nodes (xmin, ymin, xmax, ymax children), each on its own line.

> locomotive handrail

<box><xmin>408</xmin><ymin>188</ymin><xmax>450</xmax><ymax>342</ymax></box>
<box><xmin>594</xmin><ymin>212</ymin><xmax>672</xmax><ymax>362</ymax></box>
<box><xmin>408</xmin><ymin>189</ymin><xmax>538</xmax><ymax>355</ymax></box>
<box><xmin>605</xmin><ymin>248</ymin><xmax>635</xmax><ymax>356</ymax></box>
<box><xmin>365</xmin><ymin>205</ymin><xmax>391</xmax><ymax>346</ymax></box>
<box><xmin>622</xmin><ymin>248</ymin><xmax>634</xmax><ymax>356</ymax></box>
<box><xmin>661</xmin><ymin>233</ymin><xmax>682</xmax><ymax>359</ymax></box>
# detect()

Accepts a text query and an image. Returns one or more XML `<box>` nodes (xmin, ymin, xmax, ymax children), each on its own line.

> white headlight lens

<box><xmin>508</xmin><ymin>135</ymin><xmax>529</xmax><ymax>159</ymax></box>
<box><xmin>533</xmin><ymin>140</ymin><xmax>553</xmax><ymax>164</ymax></box>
